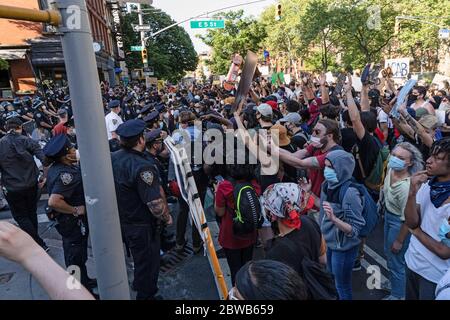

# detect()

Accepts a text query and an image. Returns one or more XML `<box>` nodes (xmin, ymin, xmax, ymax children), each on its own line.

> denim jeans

<box><xmin>327</xmin><ymin>245</ymin><xmax>359</xmax><ymax>300</ymax></box>
<box><xmin>384</xmin><ymin>211</ymin><xmax>411</xmax><ymax>298</ymax></box>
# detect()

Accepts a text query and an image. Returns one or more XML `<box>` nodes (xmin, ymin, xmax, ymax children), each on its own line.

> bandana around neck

<box><xmin>429</xmin><ymin>177</ymin><xmax>450</xmax><ymax>208</ymax></box>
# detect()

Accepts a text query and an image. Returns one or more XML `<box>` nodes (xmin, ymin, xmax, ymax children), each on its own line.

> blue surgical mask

<box><xmin>388</xmin><ymin>155</ymin><xmax>406</xmax><ymax>171</ymax></box>
<box><xmin>324</xmin><ymin>167</ymin><xmax>338</xmax><ymax>183</ymax></box>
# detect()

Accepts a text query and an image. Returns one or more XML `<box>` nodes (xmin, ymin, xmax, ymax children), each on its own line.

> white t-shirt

<box><xmin>377</xmin><ymin>107</ymin><xmax>393</xmax><ymax>129</ymax></box>
<box><xmin>405</xmin><ymin>183</ymin><xmax>450</xmax><ymax>283</ymax></box>
<box><xmin>105</xmin><ymin>111</ymin><xmax>123</xmax><ymax>140</ymax></box>
<box><xmin>436</xmin><ymin>268</ymin><xmax>450</xmax><ymax>300</ymax></box>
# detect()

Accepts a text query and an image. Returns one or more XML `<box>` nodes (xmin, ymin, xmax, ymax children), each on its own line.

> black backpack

<box><xmin>300</xmin><ymin>256</ymin><xmax>338</xmax><ymax>300</ymax></box>
<box><xmin>283</xmin><ymin>235</ymin><xmax>338</xmax><ymax>300</ymax></box>
<box><xmin>232</xmin><ymin>182</ymin><xmax>263</xmax><ymax>236</ymax></box>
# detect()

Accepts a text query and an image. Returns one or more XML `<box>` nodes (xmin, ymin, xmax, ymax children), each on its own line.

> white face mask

<box><xmin>309</xmin><ymin>136</ymin><xmax>323</xmax><ymax>148</ymax></box>
<box><xmin>76</xmin><ymin>149</ymin><xmax>80</xmax><ymax>161</ymax></box>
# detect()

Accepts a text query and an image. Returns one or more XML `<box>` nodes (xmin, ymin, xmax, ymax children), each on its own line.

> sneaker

<box><xmin>86</xmin><ymin>278</ymin><xmax>98</xmax><ymax>290</ymax></box>
<box><xmin>380</xmin><ymin>280</ymin><xmax>391</xmax><ymax>293</ymax></box>
<box><xmin>215</xmin><ymin>248</ymin><xmax>225</xmax><ymax>259</ymax></box>
<box><xmin>382</xmin><ymin>294</ymin><xmax>403</xmax><ymax>300</ymax></box>
<box><xmin>175</xmin><ymin>243</ymin><xmax>185</xmax><ymax>253</ymax></box>
<box><xmin>352</xmin><ymin>259</ymin><xmax>362</xmax><ymax>271</ymax></box>
<box><xmin>193</xmin><ymin>245</ymin><xmax>203</xmax><ymax>254</ymax></box>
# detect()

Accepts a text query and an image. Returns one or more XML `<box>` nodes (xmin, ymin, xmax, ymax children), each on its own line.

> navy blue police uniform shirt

<box><xmin>34</xmin><ymin>110</ymin><xmax>51</xmax><ymax>128</ymax></box>
<box><xmin>47</xmin><ymin>163</ymin><xmax>85</xmax><ymax>208</ymax></box>
<box><xmin>111</xmin><ymin>148</ymin><xmax>162</xmax><ymax>226</ymax></box>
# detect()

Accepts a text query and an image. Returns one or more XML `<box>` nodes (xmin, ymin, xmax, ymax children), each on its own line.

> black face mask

<box><xmin>409</xmin><ymin>94</ymin><xmax>418</xmax><ymax>102</ymax></box>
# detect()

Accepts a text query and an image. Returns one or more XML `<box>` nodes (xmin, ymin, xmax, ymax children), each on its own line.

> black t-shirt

<box><xmin>280</xmin><ymin>143</ymin><xmax>298</xmax><ymax>183</ymax></box>
<box><xmin>403</xmin><ymin>135</ymin><xmax>430</xmax><ymax>161</ymax></box>
<box><xmin>291</xmin><ymin>130</ymin><xmax>308</xmax><ymax>150</ymax></box>
<box><xmin>340</xmin><ymin>128</ymin><xmax>358</xmax><ymax>153</ymax></box>
<box><xmin>351</xmin><ymin>131</ymin><xmax>380</xmax><ymax>183</ymax></box>
<box><xmin>265</xmin><ymin>215</ymin><xmax>322</xmax><ymax>276</ymax></box>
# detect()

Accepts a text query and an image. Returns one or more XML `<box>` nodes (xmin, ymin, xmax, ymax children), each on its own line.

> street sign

<box><xmin>131</xmin><ymin>45</ymin><xmax>143</xmax><ymax>51</ymax></box>
<box><xmin>143</xmin><ymin>66</ymin><xmax>154</xmax><ymax>76</ymax></box>
<box><xmin>134</xmin><ymin>25</ymin><xmax>151</xmax><ymax>32</ymax></box>
<box><xmin>439</xmin><ymin>29</ymin><xmax>450</xmax><ymax>39</ymax></box>
<box><xmin>190</xmin><ymin>20</ymin><xmax>225</xmax><ymax>29</ymax></box>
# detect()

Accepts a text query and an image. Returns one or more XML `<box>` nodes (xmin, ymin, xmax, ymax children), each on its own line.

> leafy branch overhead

<box><xmin>120</xmin><ymin>5</ymin><xmax>198</xmax><ymax>82</ymax></box>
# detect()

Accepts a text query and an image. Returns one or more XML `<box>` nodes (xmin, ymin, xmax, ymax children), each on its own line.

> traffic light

<box><xmin>275</xmin><ymin>4</ymin><xmax>282</xmax><ymax>21</ymax></box>
<box><xmin>141</xmin><ymin>48</ymin><xmax>148</xmax><ymax>64</ymax></box>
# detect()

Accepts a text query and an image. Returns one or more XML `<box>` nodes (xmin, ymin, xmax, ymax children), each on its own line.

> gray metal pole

<box><xmin>54</xmin><ymin>0</ymin><xmax>130</xmax><ymax>300</ymax></box>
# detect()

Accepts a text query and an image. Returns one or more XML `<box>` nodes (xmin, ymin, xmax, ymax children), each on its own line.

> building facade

<box><xmin>0</xmin><ymin>0</ymin><xmax>122</xmax><ymax>98</ymax></box>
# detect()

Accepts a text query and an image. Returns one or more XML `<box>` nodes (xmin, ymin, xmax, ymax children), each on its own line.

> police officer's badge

<box><xmin>60</xmin><ymin>173</ymin><xmax>73</xmax><ymax>185</ymax></box>
<box><xmin>112</xmin><ymin>119</ymin><xmax>118</xmax><ymax>125</ymax></box>
<box><xmin>140</xmin><ymin>171</ymin><xmax>153</xmax><ymax>186</ymax></box>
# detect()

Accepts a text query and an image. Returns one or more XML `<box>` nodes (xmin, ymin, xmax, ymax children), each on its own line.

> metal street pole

<box><xmin>136</xmin><ymin>3</ymin><xmax>150</xmax><ymax>88</ymax></box>
<box><xmin>55</xmin><ymin>0</ymin><xmax>130</xmax><ymax>300</ymax></box>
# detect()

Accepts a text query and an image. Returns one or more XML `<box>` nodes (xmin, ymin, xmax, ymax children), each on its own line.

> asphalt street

<box><xmin>0</xmin><ymin>195</ymin><xmax>390</xmax><ymax>300</ymax></box>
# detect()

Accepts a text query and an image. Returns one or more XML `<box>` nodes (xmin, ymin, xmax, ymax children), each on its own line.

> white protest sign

<box><xmin>325</xmin><ymin>71</ymin><xmax>335</xmax><ymax>83</ymax></box>
<box><xmin>385</xmin><ymin>58</ymin><xmax>410</xmax><ymax>78</ymax></box>
<box><xmin>284</xmin><ymin>74</ymin><xmax>291</xmax><ymax>85</ymax></box>
<box><xmin>432</xmin><ymin>74</ymin><xmax>450</xmax><ymax>90</ymax></box>
<box><xmin>259</xmin><ymin>66</ymin><xmax>269</xmax><ymax>77</ymax></box>
<box><xmin>351</xmin><ymin>76</ymin><xmax>363</xmax><ymax>92</ymax></box>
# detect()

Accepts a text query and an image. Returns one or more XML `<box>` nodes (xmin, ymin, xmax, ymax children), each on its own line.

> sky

<box><xmin>152</xmin><ymin>0</ymin><xmax>277</xmax><ymax>53</ymax></box>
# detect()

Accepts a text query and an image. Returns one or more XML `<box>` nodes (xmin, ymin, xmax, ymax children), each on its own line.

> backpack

<box><xmin>301</xmin><ymin>256</ymin><xmax>338</xmax><ymax>300</ymax></box>
<box><xmin>232</xmin><ymin>182</ymin><xmax>263</xmax><ymax>236</ymax></box>
<box><xmin>337</xmin><ymin>179</ymin><xmax>380</xmax><ymax>238</ymax></box>
<box><xmin>353</xmin><ymin>137</ymin><xmax>389</xmax><ymax>192</ymax></box>
<box><xmin>283</xmin><ymin>234</ymin><xmax>338</xmax><ymax>300</ymax></box>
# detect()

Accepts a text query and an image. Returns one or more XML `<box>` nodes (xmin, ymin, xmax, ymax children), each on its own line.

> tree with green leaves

<box><xmin>392</xmin><ymin>0</ymin><xmax>449</xmax><ymax>73</ymax></box>
<box><xmin>120</xmin><ymin>6</ymin><xmax>198</xmax><ymax>82</ymax></box>
<box><xmin>199</xmin><ymin>10</ymin><xmax>267</xmax><ymax>75</ymax></box>
<box><xmin>0</xmin><ymin>58</ymin><xmax>8</xmax><ymax>70</ymax></box>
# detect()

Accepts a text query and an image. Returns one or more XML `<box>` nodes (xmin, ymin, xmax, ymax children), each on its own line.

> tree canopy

<box><xmin>199</xmin><ymin>0</ymin><xmax>448</xmax><ymax>74</ymax></box>
<box><xmin>199</xmin><ymin>10</ymin><xmax>267</xmax><ymax>75</ymax></box>
<box><xmin>121</xmin><ymin>6</ymin><xmax>198</xmax><ymax>82</ymax></box>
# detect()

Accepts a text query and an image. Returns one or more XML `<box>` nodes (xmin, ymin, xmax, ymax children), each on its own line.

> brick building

<box><xmin>0</xmin><ymin>0</ymin><xmax>122</xmax><ymax>98</ymax></box>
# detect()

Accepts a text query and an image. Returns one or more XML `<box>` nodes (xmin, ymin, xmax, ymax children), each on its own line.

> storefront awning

<box><xmin>0</xmin><ymin>49</ymin><xmax>27</xmax><ymax>60</ymax></box>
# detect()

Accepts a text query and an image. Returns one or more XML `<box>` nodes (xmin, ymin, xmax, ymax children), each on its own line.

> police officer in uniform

<box><xmin>0</xmin><ymin>116</ymin><xmax>47</xmax><ymax>249</ymax></box>
<box><xmin>122</xmin><ymin>94</ymin><xmax>137</xmax><ymax>121</ymax></box>
<box><xmin>111</xmin><ymin>119</ymin><xmax>172</xmax><ymax>300</ymax></box>
<box><xmin>43</xmin><ymin>134</ymin><xmax>96</xmax><ymax>291</ymax></box>
<box><xmin>143</xmin><ymin>110</ymin><xmax>160</xmax><ymax>130</ymax></box>
<box><xmin>145</xmin><ymin>129</ymin><xmax>175</xmax><ymax>252</ymax></box>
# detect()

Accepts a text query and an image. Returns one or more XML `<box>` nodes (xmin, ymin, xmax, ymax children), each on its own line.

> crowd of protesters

<box><xmin>0</xmin><ymin>68</ymin><xmax>449</xmax><ymax>301</ymax></box>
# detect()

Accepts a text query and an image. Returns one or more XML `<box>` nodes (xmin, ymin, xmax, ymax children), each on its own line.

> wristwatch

<box><xmin>73</xmin><ymin>206</ymin><xmax>79</xmax><ymax>217</ymax></box>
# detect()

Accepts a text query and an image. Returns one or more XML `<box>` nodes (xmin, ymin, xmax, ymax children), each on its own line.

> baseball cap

<box><xmin>256</xmin><ymin>103</ymin><xmax>273</xmax><ymax>117</ymax></box>
<box><xmin>279</xmin><ymin>112</ymin><xmax>301</xmax><ymax>125</ymax></box>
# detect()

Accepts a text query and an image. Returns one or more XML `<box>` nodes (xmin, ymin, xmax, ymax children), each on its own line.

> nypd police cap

<box><xmin>143</xmin><ymin>110</ymin><xmax>159</xmax><ymax>123</ymax></box>
<box><xmin>108</xmin><ymin>100</ymin><xmax>121</xmax><ymax>109</ymax></box>
<box><xmin>116</xmin><ymin>119</ymin><xmax>146</xmax><ymax>138</ymax></box>
<box><xmin>145</xmin><ymin>128</ymin><xmax>162</xmax><ymax>144</ymax></box>
<box><xmin>43</xmin><ymin>134</ymin><xmax>72</xmax><ymax>158</ymax></box>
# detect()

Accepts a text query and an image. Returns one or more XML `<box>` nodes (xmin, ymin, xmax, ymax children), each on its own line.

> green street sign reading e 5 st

<box><xmin>190</xmin><ymin>20</ymin><xmax>225</xmax><ymax>29</ymax></box>
<box><xmin>131</xmin><ymin>46</ymin><xmax>143</xmax><ymax>51</ymax></box>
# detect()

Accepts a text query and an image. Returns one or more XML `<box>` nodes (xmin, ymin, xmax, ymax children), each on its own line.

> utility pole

<box><xmin>0</xmin><ymin>1</ymin><xmax>131</xmax><ymax>300</ymax></box>
<box><xmin>55</xmin><ymin>0</ymin><xmax>130</xmax><ymax>300</ymax></box>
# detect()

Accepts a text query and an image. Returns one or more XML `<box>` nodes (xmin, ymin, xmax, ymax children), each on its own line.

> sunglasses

<box><xmin>313</xmin><ymin>129</ymin><xmax>322</xmax><ymax>135</ymax></box>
